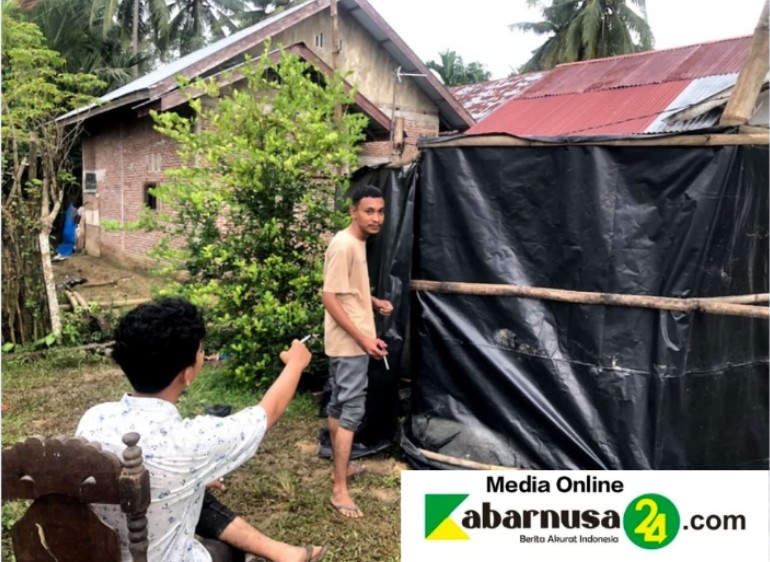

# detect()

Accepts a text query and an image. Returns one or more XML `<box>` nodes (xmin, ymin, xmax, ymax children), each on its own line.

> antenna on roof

<box><xmin>395</xmin><ymin>65</ymin><xmax>428</xmax><ymax>83</ymax></box>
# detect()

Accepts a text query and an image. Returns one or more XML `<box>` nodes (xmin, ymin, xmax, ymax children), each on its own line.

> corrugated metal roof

<box><xmin>60</xmin><ymin>0</ymin><xmax>473</xmax><ymax>131</ymax></box>
<box><xmin>519</xmin><ymin>37</ymin><xmax>751</xmax><ymax>99</ymax></box>
<box><xmin>646</xmin><ymin>74</ymin><xmax>738</xmax><ymax>133</ymax></box>
<box><xmin>465</xmin><ymin>36</ymin><xmax>756</xmax><ymax>137</ymax></box>
<box><xmin>59</xmin><ymin>0</ymin><xmax>315</xmax><ymax>120</ymax></box>
<box><xmin>450</xmin><ymin>72</ymin><xmax>547</xmax><ymax>121</ymax></box>
<box><xmin>468</xmin><ymin>81</ymin><xmax>691</xmax><ymax>136</ymax></box>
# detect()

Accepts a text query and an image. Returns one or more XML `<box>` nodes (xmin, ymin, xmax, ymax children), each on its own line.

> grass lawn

<box><xmin>1</xmin><ymin>350</ymin><xmax>404</xmax><ymax>561</ymax></box>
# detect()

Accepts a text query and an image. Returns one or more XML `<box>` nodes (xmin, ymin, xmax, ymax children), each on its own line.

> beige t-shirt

<box><xmin>323</xmin><ymin>229</ymin><xmax>375</xmax><ymax>357</ymax></box>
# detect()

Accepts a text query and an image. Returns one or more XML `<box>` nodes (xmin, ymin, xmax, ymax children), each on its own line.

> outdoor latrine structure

<box><xmin>395</xmin><ymin>131</ymin><xmax>768</xmax><ymax>470</ymax></box>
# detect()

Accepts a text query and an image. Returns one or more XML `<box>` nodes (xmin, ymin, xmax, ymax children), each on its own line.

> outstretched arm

<box><xmin>258</xmin><ymin>340</ymin><xmax>312</xmax><ymax>430</ymax></box>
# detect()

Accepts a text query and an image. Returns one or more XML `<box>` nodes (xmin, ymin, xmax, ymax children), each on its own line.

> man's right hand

<box><xmin>360</xmin><ymin>336</ymin><xmax>387</xmax><ymax>359</ymax></box>
<box><xmin>279</xmin><ymin>339</ymin><xmax>312</xmax><ymax>369</ymax></box>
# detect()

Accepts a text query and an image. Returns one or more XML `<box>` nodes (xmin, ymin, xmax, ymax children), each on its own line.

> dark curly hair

<box><xmin>112</xmin><ymin>297</ymin><xmax>206</xmax><ymax>393</ymax></box>
<box><xmin>350</xmin><ymin>184</ymin><xmax>384</xmax><ymax>206</ymax></box>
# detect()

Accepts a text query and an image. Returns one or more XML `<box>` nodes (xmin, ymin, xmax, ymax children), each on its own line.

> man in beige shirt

<box><xmin>323</xmin><ymin>184</ymin><xmax>393</xmax><ymax>519</ymax></box>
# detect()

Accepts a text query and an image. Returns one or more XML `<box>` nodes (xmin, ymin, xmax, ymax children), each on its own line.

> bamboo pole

<box><xmin>59</xmin><ymin>297</ymin><xmax>151</xmax><ymax>311</ymax></box>
<box><xmin>5</xmin><ymin>340</ymin><xmax>114</xmax><ymax>359</ymax></box>
<box><xmin>697</xmin><ymin>293</ymin><xmax>769</xmax><ymax>304</ymax></box>
<box><xmin>62</xmin><ymin>290</ymin><xmax>80</xmax><ymax>310</ymax></box>
<box><xmin>418</xmin><ymin>448</ymin><xmax>518</xmax><ymax>471</ymax></box>
<box><xmin>421</xmin><ymin>133</ymin><xmax>769</xmax><ymax>149</ymax></box>
<box><xmin>81</xmin><ymin>279</ymin><xmax>125</xmax><ymax>289</ymax></box>
<box><xmin>720</xmin><ymin>0</ymin><xmax>770</xmax><ymax>126</ymax></box>
<box><xmin>410</xmin><ymin>280</ymin><xmax>769</xmax><ymax>319</ymax></box>
<box><xmin>71</xmin><ymin>291</ymin><xmax>89</xmax><ymax>309</ymax></box>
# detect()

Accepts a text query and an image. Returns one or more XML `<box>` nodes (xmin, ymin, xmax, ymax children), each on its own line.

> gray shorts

<box><xmin>327</xmin><ymin>355</ymin><xmax>369</xmax><ymax>431</ymax></box>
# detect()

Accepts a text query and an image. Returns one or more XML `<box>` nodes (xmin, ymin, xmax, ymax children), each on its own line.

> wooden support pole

<box><xmin>410</xmin><ymin>280</ymin><xmax>769</xmax><ymax>319</ymax></box>
<box><xmin>421</xmin><ymin>133</ymin><xmax>769</xmax><ymax>149</ymax></box>
<box><xmin>720</xmin><ymin>0</ymin><xmax>770</xmax><ymax>126</ymax></box>
<box><xmin>330</xmin><ymin>0</ymin><xmax>342</xmax><ymax>123</ymax></box>
<box><xmin>418</xmin><ymin>448</ymin><xmax>517</xmax><ymax>471</ymax></box>
<box><xmin>62</xmin><ymin>290</ymin><xmax>80</xmax><ymax>311</ymax></box>
<box><xmin>59</xmin><ymin>297</ymin><xmax>151</xmax><ymax>311</ymax></box>
<box><xmin>697</xmin><ymin>293</ymin><xmax>769</xmax><ymax>304</ymax></box>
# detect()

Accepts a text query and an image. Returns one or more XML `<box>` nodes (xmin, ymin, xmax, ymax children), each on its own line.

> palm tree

<box><xmin>168</xmin><ymin>0</ymin><xmax>244</xmax><ymax>55</ymax></box>
<box><xmin>168</xmin><ymin>0</ymin><xmax>297</xmax><ymax>56</ymax></box>
<box><xmin>426</xmin><ymin>49</ymin><xmax>491</xmax><ymax>86</ymax></box>
<box><xmin>512</xmin><ymin>0</ymin><xmax>655</xmax><ymax>72</ymax></box>
<box><xmin>90</xmin><ymin>0</ymin><xmax>170</xmax><ymax>73</ymax></box>
<box><xmin>20</xmin><ymin>0</ymin><xmax>145</xmax><ymax>90</ymax></box>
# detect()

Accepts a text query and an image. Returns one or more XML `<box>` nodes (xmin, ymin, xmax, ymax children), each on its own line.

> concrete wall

<box><xmin>257</xmin><ymin>9</ymin><xmax>439</xmax><ymax>159</ymax></box>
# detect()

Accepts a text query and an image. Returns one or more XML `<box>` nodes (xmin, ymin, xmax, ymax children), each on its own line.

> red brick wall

<box><xmin>84</xmin><ymin>111</ymin><xmax>433</xmax><ymax>269</ymax></box>
<box><xmin>83</xmin><ymin>115</ymin><xmax>183</xmax><ymax>269</ymax></box>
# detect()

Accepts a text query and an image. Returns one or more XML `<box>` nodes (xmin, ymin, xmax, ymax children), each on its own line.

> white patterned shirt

<box><xmin>76</xmin><ymin>394</ymin><xmax>267</xmax><ymax>562</ymax></box>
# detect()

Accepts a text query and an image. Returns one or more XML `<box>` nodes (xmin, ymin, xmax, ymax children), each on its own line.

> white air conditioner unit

<box><xmin>83</xmin><ymin>171</ymin><xmax>97</xmax><ymax>193</ymax></box>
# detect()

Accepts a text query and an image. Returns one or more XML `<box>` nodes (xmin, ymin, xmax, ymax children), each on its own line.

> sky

<box><xmin>366</xmin><ymin>0</ymin><xmax>767</xmax><ymax>79</ymax></box>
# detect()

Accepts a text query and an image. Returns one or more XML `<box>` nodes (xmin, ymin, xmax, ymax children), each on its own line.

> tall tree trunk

<box><xmin>132</xmin><ymin>0</ymin><xmax>139</xmax><ymax>78</ymax></box>
<box><xmin>38</xmin><ymin>228</ymin><xmax>61</xmax><ymax>338</ymax></box>
<box><xmin>38</xmin><ymin>138</ymin><xmax>62</xmax><ymax>340</ymax></box>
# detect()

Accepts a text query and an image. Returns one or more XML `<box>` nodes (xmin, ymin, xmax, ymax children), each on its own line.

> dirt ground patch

<box><xmin>53</xmin><ymin>253</ymin><xmax>164</xmax><ymax>305</ymax></box>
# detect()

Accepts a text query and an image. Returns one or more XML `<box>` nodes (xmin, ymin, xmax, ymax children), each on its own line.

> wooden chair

<box><xmin>2</xmin><ymin>432</ymin><xmax>151</xmax><ymax>562</ymax></box>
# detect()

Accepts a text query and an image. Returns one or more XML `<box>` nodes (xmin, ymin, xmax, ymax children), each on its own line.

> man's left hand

<box><xmin>373</xmin><ymin>298</ymin><xmax>394</xmax><ymax>317</ymax></box>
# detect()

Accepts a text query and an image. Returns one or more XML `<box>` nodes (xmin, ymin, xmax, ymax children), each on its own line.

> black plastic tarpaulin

<box><xmin>402</xmin><ymin>141</ymin><xmax>769</xmax><ymax>470</ymax></box>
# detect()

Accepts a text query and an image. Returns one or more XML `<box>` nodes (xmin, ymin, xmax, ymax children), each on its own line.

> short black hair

<box><xmin>111</xmin><ymin>297</ymin><xmax>206</xmax><ymax>393</ymax></box>
<box><xmin>350</xmin><ymin>184</ymin><xmax>384</xmax><ymax>206</ymax></box>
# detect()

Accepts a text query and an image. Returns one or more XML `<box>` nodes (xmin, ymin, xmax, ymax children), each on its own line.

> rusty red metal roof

<box><xmin>450</xmin><ymin>72</ymin><xmax>547</xmax><ymax>121</ymax></box>
<box><xmin>520</xmin><ymin>37</ymin><xmax>751</xmax><ymax>99</ymax></box>
<box><xmin>470</xmin><ymin>81</ymin><xmax>691</xmax><ymax>136</ymax></box>
<box><xmin>464</xmin><ymin>36</ymin><xmax>753</xmax><ymax>137</ymax></box>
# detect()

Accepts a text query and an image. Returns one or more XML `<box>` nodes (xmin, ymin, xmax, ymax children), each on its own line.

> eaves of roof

<box><xmin>58</xmin><ymin>0</ymin><xmax>329</xmax><ymax>125</ymax></box>
<box><xmin>340</xmin><ymin>0</ymin><xmax>474</xmax><ymax>130</ymax></box>
<box><xmin>58</xmin><ymin>0</ymin><xmax>473</xmax><ymax>131</ymax></box>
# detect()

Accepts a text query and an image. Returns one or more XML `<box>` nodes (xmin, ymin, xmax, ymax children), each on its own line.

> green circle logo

<box><xmin>623</xmin><ymin>493</ymin><xmax>680</xmax><ymax>549</ymax></box>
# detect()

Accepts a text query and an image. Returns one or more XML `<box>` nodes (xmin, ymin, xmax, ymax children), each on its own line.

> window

<box><xmin>144</xmin><ymin>183</ymin><xmax>158</xmax><ymax>210</ymax></box>
<box><xmin>315</xmin><ymin>32</ymin><xmax>324</xmax><ymax>48</ymax></box>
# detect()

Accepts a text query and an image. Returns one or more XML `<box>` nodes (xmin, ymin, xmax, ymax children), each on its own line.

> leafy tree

<box><xmin>426</xmin><ymin>49</ymin><xmax>492</xmax><ymax>86</ymax></box>
<box><xmin>1</xmin><ymin>3</ymin><xmax>103</xmax><ymax>344</ymax></box>
<box><xmin>144</xmin><ymin>48</ymin><xmax>368</xmax><ymax>388</ymax></box>
<box><xmin>512</xmin><ymin>0</ymin><xmax>655</xmax><ymax>72</ymax></box>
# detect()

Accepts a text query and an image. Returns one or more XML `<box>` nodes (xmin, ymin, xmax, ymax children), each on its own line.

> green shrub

<box><xmin>144</xmin><ymin>46</ymin><xmax>366</xmax><ymax>389</ymax></box>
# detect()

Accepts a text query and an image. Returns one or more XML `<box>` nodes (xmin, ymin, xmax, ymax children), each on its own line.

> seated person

<box><xmin>76</xmin><ymin>297</ymin><xmax>325</xmax><ymax>562</ymax></box>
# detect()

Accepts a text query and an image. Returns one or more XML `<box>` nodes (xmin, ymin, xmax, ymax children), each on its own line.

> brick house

<box><xmin>60</xmin><ymin>0</ymin><xmax>473</xmax><ymax>267</ymax></box>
